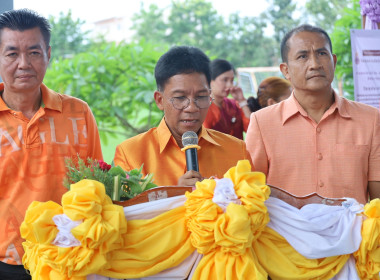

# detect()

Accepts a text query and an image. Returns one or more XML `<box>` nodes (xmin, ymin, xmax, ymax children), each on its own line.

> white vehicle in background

<box><xmin>236</xmin><ymin>66</ymin><xmax>282</xmax><ymax>98</ymax></box>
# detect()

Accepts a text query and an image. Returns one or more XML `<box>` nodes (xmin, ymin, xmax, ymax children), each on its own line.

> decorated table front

<box><xmin>20</xmin><ymin>160</ymin><xmax>380</xmax><ymax>280</ymax></box>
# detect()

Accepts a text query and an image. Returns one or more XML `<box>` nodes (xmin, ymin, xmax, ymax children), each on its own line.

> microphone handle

<box><xmin>185</xmin><ymin>148</ymin><xmax>199</xmax><ymax>172</ymax></box>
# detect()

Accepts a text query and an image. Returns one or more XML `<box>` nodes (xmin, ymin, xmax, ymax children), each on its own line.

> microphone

<box><xmin>181</xmin><ymin>131</ymin><xmax>200</xmax><ymax>172</ymax></box>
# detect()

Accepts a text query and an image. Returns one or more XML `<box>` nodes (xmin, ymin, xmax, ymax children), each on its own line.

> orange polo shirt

<box><xmin>246</xmin><ymin>92</ymin><xmax>380</xmax><ymax>204</ymax></box>
<box><xmin>203</xmin><ymin>98</ymin><xmax>250</xmax><ymax>140</ymax></box>
<box><xmin>114</xmin><ymin>118</ymin><xmax>252</xmax><ymax>186</ymax></box>
<box><xmin>0</xmin><ymin>83</ymin><xmax>103</xmax><ymax>265</ymax></box>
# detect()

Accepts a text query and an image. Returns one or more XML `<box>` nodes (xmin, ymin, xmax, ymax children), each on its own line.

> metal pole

<box><xmin>0</xmin><ymin>0</ymin><xmax>13</xmax><ymax>83</ymax></box>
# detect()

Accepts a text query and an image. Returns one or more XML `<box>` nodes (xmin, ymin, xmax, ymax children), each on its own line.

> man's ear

<box><xmin>332</xmin><ymin>54</ymin><xmax>337</xmax><ymax>70</ymax></box>
<box><xmin>154</xmin><ymin>91</ymin><xmax>164</xmax><ymax>111</ymax></box>
<box><xmin>267</xmin><ymin>98</ymin><xmax>277</xmax><ymax>106</ymax></box>
<box><xmin>280</xmin><ymin>62</ymin><xmax>290</xmax><ymax>81</ymax></box>
<box><xmin>47</xmin><ymin>46</ymin><xmax>51</xmax><ymax>62</ymax></box>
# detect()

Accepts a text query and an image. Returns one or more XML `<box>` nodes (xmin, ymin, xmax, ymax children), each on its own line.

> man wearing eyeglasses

<box><xmin>114</xmin><ymin>46</ymin><xmax>251</xmax><ymax>187</ymax></box>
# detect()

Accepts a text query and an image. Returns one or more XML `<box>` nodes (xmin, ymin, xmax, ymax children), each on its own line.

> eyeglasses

<box><xmin>169</xmin><ymin>96</ymin><xmax>213</xmax><ymax>110</ymax></box>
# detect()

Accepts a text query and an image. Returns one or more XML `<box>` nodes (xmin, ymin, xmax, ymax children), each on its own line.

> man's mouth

<box><xmin>17</xmin><ymin>74</ymin><xmax>34</xmax><ymax>79</ymax></box>
<box><xmin>308</xmin><ymin>74</ymin><xmax>325</xmax><ymax>79</ymax></box>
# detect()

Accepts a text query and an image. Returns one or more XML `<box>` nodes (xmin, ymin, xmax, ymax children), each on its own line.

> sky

<box><xmin>14</xmin><ymin>0</ymin><xmax>270</xmax><ymax>26</ymax></box>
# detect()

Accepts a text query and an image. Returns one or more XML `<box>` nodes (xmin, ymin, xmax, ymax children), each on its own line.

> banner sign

<box><xmin>350</xmin><ymin>29</ymin><xmax>380</xmax><ymax>108</ymax></box>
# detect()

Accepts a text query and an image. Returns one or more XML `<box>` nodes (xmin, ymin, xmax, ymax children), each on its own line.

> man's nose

<box><xmin>184</xmin><ymin>98</ymin><xmax>199</xmax><ymax>112</ymax></box>
<box><xmin>18</xmin><ymin>54</ymin><xmax>31</xmax><ymax>68</ymax></box>
<box><xmin>309</xmin><ymin>54</ymin><xmax>322</xmax><ymax>69</ymax></box>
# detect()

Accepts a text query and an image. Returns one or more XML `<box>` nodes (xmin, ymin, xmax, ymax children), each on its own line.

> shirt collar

<box><xmin>282</xmin><ymin>90</ymin><xmax>351</xmax><ymax>125</ymax></box>
<box><xmin>157</xmin><ymin>118</ymin><xmax>221</xmax><ymax>153</ymax></box>
<box><xmin>0</xmin><ymin>83</ymin><xmax>9</xmax><ymax>111</ymax></box>
<box><xmin>0</xmin><ymin>83</ymin><xmax>62</xmax><ymax>112</ymax></box>
<box><xmin>40</xmin><ymin>83</ymin><xmax>62</xmax><ymax>112</ymax></box>
<box><xmin>157</xmin><ymin>118</ymin><xmax>175</xmax><ymax>153</ymax></box>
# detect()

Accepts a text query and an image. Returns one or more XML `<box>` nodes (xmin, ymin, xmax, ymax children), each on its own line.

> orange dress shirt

<box><xmin>114</xmin><ymin>118</ymin><xmax>252</xmax><ymax>186</ymax></box>
<box><xmin>246</xmin><ymin>92</ymin><xmax>380</xmax><ymax>204</ymax></box>
<box><xmin>203</xmin><ymin>98</ymin><xmax>250</xmax><ymax>140</ymax></box>
<box><xmin>0</xmin><ymin>83</ymin><xmax>103</xmax><ymax>264</ymax></box>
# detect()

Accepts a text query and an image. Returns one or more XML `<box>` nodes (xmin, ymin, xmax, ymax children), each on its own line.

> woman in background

<box><xmin>247</xmin><ymin>76</ymin><xmax>292</xmax><ymax>112</ymax></box>
<box><xmin>204</xmin><ymin>59</ymin><xmax>251</xmax><ymax>140</ymax></box>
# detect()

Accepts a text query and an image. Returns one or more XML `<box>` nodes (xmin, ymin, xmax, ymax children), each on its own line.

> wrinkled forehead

<box><xmin>0</xmin><ymin>27</ymin><xmax>47</xmax><ymax>49</ymax></box>
<box><xmin>163</xmin><ymin>72</ymin><xmax>210</xmax><ymax>93</ymax></box>
<box><xmin>288</xmin><ymin>31</ymin><xmax>331</xmax><ymax>53</ymax></box>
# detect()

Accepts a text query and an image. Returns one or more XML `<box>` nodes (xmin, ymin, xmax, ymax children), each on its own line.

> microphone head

<box><xmin>182</xmin><ymin>131</ymin><xmax>198</xmax><ymax>147</ymax></box>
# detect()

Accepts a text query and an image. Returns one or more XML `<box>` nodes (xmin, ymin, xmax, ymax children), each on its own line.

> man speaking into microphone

<box><xmin>114</xmin><ymin>46</ymin><xmax>251</xmax><ymax>187</ymax></box>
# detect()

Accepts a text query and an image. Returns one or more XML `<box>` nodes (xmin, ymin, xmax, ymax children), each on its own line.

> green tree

<box><xmin>44</xmin><ymin>40</ymin><xmax>165</xmax><ymax>142</ymax></box>
<box><xmin>49</xmin><ymin>10</ymin><xmax>90</xmax><ymax>60</ymax></box>
<box><xmin>304</xmin><ymin>0</ymin><xmax>350</xmax><ymax>33</ymax></box>
<box><xmin>131</xmin><ymin>3</ymin><xmax>167</xmax><ymax>45</ymax></box>
<box><xmin>265</xmin><ymin>0</ymin><xmax>300</xmax><ymax>48</ymax></box>
<box><xmin>330</xmin><ymin>0</ymin><xmax>360</xmax><ymax>100</ymax></box>
<box><xmin>167</xmin><ymin>0</ymin><xmax>224</xmax><ymax>50</ymax></box>
<box><xmin>222</xmin><ymin>13</ymin><xmax>277</xmax><ymax>67</ymax></box>
<box><xmin>131</xmin><ymin>0</ymin><xmax>277</xmax><ymax>67</ymax></box>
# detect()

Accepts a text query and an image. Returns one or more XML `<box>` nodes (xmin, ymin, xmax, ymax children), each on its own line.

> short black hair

<box><xmin>0</xmin><ymin>9</ymin><xmax>51</xmax><ymax>48</ymax></box>
<box><xmin>154</xmin><ymin>46</ymin><xmax>211</xmax><ymax>91</ymax></box>
<box><xmin>280</xmin><ymin>24</ymin><xmax>332</xmax><ymax>63</ymax></box>
<box><xmin>210</xmin><ymin>59</ymin><xmax>235</xmax><ymax>80</ymax></box>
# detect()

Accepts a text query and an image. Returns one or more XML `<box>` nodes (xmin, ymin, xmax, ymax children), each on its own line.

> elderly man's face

<box><xmin>154</xmin><ymin>72</ymin><xmax>211</xmax><ymax>146</ymax></box>
<box><xmin>280</xmin><ymin>31</ymin><xmax>337</xmax><ymax>95</ymax></box>
<box><xmin>0</xmin><ymin>27</ymin><xmax>50</xmax><ymax>94</ymax></box>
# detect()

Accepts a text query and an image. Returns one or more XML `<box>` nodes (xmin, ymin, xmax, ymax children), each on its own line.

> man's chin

<box><xmin>179</xmin><ymin>123</ymin><xmax>201</xmax><ymax>134</ymax></box>
<box><xmin>11</xmin><ymin>82</ymin><xmax>40</xmax><ymax>92</ymax></box>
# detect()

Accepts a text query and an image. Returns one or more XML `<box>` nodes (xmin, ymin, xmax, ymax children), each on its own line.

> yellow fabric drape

<box><xmin>253</xmin><ymin>227</ymin><xmax>350</xmax><ymax>280</ymax></box>
<box><xmin>99</xmin><ymin>206</ymin><xmax>194</xmax><ymax>278</ymax></box>
<box><xmin>185</xmin><ymin>160</ymin><xmax>270</xmax><ymax>279</ymax></box>
<box><xmin>20</xmin><ymin>160</ymin><xmax>380</xmax><ymax>280</ymax></box>
<box><xmin>21</xmin><ymin>180</ymin><xmax>127</xmax><ymax>279</ymax></box>
<box><xmin>354</xmin><ymin>199</ymin><xmax>380</xmax><ymax>280</ymax></box>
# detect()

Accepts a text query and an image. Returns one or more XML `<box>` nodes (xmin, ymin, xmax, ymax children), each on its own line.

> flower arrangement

<box><xmin>63</xmin><ymin>156</ymin><xmax>157</xmax><ymax>201</ymax></box>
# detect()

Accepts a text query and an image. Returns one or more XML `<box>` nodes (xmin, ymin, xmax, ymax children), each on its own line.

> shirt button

<box><xmin>319</xmin><ymin>181</ymin><xmax>324</xmax><ymax>188</ymax></box>
<box><xmin>316</xmin><ymin>127</ymin><xmax>321</xmax><ymax>133</ymax></box>
<box><xmin>317</xmin><ymin>153</ymin><xmax>323</xmax><ymax>160</ymax></box>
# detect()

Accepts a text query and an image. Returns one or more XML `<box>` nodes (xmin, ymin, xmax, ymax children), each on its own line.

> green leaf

<box><xmin>108</xmin><ymin>166</ymin><xmax>127</xmax><ymax>177</ymax></box>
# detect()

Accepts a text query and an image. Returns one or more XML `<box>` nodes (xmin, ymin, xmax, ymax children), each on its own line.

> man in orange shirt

<box><xmin>114</xmin><ymin>46</ymin><xmax>251</xmax><ymax>187</ymax></box>
<box><xmin>0</xmin><ymin>9</ymin><xmax>103</xmax><ymax>279</ymax></box>
<box><xmin>246</xmin><ymin>24</ymin><xmax>380</xmax><ymax>204</ymax></box>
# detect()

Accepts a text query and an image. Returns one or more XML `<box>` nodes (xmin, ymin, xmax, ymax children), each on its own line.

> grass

<box><xmin>100</xmin><ymin>133</ymin><xmax>127</xmax><ymax>164</ymax></box>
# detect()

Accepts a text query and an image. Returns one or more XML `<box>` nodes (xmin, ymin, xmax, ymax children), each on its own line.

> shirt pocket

<box><xmin>335</xmin><ymin>143</ymin><xmax>369</xmax><ymax>176</ymax></box>
<box><xmin>334</xmin><ymin>143</ymin><xmax>369</xmax><ymax>196</ymax></box>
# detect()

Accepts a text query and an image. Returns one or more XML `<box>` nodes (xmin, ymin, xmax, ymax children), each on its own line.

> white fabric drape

<box><xmin>265</xmin><ymin>197</ymin><xmax>363</xmax><ymax>259</ymax></box>
<box><xmin>52</xmin><ymin>214</ymin><xmax>82</xmax><ymax>247</ymax></box>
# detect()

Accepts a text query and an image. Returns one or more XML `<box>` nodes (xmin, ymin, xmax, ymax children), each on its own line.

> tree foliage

<box><xmin>304</xmin><ymin>0</ymin><xmax>350</xmax><ymax>33</ymax></box>
<box><xmin>131</xmin><ymin>4</ymin><xmax>167</xmax><ymax>44</ymax></box>
<box><xmin>131</xmin><ymin>0</ymin><xmax>276</xmax><ymax>67</ymax></box>
<box><xmin>330</xmin><ymin>0</ymin><xmax>360</xmax><ymax>99</ymax></box>
<box><xmin>266</xmin><ymin>0</ymin><xmax>299</xmax><ymax>43</ymax></box>
<box><xmin>44</xmin><ymin>41</ymin><xmax>165</xmax><ymax>143</ymax></box>
<box><xmin>49</xmin><ymin>10</ymin><xmax>91</xmax><ymax>60</ymax></box>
